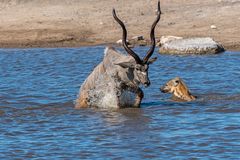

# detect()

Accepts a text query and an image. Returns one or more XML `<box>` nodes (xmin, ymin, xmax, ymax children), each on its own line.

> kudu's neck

<box><xmin>116</xmin><ymin>67</ymin><xmax>139</xmax><ymax>87</ymax></box>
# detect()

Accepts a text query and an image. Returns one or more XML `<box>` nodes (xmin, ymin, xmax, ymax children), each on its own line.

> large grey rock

<box><xmin>160</xmin><ymin>37</ymin><xmax>224</xmax><ymax>55</ymax></box>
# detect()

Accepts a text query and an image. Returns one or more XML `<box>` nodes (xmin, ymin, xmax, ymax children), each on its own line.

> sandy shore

<box><xmin>0</xmin><ymin>0</ymin><xmax>239</xmax><ymax>50</ymax></box>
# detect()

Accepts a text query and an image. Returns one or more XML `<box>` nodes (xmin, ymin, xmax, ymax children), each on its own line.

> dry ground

<box><xmin>0</xmin><ymin>0</ymin><xmax>239</xmax><ymax>50</ymax></box>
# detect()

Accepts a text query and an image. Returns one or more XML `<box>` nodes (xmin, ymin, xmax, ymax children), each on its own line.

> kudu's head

<box><xmin>113</xmin><ymin>1</ymin><xmax>161</xmax><ymax>87</ymax></box>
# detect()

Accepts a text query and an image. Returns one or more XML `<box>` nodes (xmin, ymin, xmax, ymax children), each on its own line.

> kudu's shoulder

<box><xmin>104</xmin><ymin>46</ymin><xmax>131</xmax><ymax>60</ymax></box>
<box><xmin>103</xmin><ymin>46</ymin><xmax>134</xmax><ymax>68</ymax></box>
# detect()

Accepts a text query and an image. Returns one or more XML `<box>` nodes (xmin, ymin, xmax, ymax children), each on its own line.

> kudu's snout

<box><xmin>144</xmin><ymin>81</ymin><xmax>151</xmax><ymax>87</ymax></box>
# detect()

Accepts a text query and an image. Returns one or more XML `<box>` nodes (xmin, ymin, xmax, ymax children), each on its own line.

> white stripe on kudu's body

<box><xmin>75</xmin><ymin>1</ymin><xmax>161</xmax><ymax>109</ymax></box>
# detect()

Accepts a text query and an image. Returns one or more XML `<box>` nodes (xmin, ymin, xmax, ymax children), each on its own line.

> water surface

<box><xmin>0</xmin><ymin>46</ymin><xmax>240</xmax><ymax>159</ymax></box>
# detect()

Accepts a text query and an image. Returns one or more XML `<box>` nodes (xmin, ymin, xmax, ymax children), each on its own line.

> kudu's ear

<box><xmin>114</xmin><ymin>61</ymin><xmax>135</xmax><ymax>68</ymax></box>
<box><xmin>147</xmin><ymin>57</ymin><xmax>157</xmax><ymax>64</ymax></box>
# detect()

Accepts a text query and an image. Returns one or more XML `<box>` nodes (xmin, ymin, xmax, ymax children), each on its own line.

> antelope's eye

<box><xmin>175</xmin><ymin>80</ymin><xmax>179</xmax><ymax>84</ymax></box>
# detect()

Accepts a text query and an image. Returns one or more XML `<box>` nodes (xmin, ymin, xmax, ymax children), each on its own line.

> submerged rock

<box><xmin>159</xmin><ymin>37</ymin><xmax>224</xmax><ymax>54</ymax></box>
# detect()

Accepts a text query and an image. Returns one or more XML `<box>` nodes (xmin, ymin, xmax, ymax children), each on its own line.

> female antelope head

<box><xmin>160</xmin><ymin>77</ymin><xmax>196</xmax><ymax>101</ymax></box>
<box><xmin>113</xmin><ymin>1</ymin><xmax>161</xmax><ymax>87</ymax></box>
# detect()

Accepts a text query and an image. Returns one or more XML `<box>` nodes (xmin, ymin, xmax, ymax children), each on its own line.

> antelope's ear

<box><xmin>147</xmin><ymin>57</ymin><xmax>157</xmax><ymax>64</ymax></box>
<box><xmin>114</xmin><ymin>61</ymin><xmax>135</xmax><ymax>68</ymax></box>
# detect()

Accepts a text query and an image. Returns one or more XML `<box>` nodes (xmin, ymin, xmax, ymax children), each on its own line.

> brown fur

<box><xmin>160</xmin><ymin>77</ymin><xmax>196</xmax><ymax>102</ymax></box>
<box><xmin>134</xmin><ymin>89</ymin><xmax>144</xmax><ymax>107</ymax></box>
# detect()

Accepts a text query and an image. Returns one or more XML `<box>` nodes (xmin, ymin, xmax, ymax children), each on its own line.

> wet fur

<box><xmin>76</xmin><ymin>47</ymin><xmax>144</xmax><ymax>109</ymax></box>
<box><xmin>160</xmin><ymin>77</ymin><xmax>196</xmax><ymax>102</ymax></box>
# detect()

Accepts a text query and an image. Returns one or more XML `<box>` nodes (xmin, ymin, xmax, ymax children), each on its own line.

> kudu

<box><xmin>75</xmin><ymin>1</ymin><xmax>161</xmax><ymax>109</ymax></box>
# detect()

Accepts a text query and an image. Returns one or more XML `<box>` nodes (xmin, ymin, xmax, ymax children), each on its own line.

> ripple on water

<box><xmin>0</xmin><ymin>47</ymin><xmax>240</xmax><ymax>159</ymax></box>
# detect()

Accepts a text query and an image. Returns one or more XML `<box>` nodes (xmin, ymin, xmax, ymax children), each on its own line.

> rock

<box><xmin>137</xmin><ymin>40</ymin><xmax>147</xmax><ymax>46</ymax></box>
<box><xmin>157</xmin><ymin>35</ymin><xmax>183</xmax><ymax>46</ymax></box>
<box><xmin>211</xmin><ymin>25</ymin><xmax>217</xmax><ymax>29</ymax></box>
<box><xmin>131</xmin><ymin>35</ymin><xmax>144</xmax><ymax>41</ymax></box>
<box><xmin>129</xmin><ymin>35</ymin><xmax>147</xmax><ymax>46</ymax></box>
<box><xmin>116</xmin><ymin>39</ymin><xmax>129</xmax><ymax>45</ymax></box>
<box><xmin>116</xmin><ymin>35</ymin><xmax>147</xmax><ymax>47</ymax></box>
<box><xmin>168</xmin><ymin>22</ymin><xmax>176</xmax><ymax>26</ymax></box>
<box><xmin>116</xmin><ymin>39</ymin><xmax>134</xmax><ymax>48</ymax></box>
<box><xmin>116</xmin><ymin>39</ymin><xmax>122</xmax><ymax>44</ymax></box>
<box><xmin>160</xmin><ymin>37</ymin><xmax>224</xmax><ymax>54</ymax></box>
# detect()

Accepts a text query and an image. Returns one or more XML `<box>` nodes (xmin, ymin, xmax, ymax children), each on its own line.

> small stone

<box><xmin>168</xmin><ymin>22</ymin><xmax>176</xmax><ymax>26</ymax></box>
<box><xmin>116</xmin><ymin>39</ymin><xmax>123</xmax><ymax>44</ymax></box>
<box><xmin>116</xmin><ymin>39</ymin><xmax>129</xmax><ymax>45</ymax></box>
<box><xmin>131</xmin><ymin>36</ymin><xmax>144</xmax><ymax>41</ymax></box>
<box><xmin>211</xmin><ymin>25</ymin><xmax>217</xmax><ymax>29</ymax></box>
<box><xmin>138</xmin><ymin>40</ymin><xmax>147</xmax><ymax>46</ymax></box>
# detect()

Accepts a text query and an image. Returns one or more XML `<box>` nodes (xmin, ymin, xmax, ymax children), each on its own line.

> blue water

<box><xmin>0</xmin><ymin>46</ymin><xmax>240</xmax><ymax>159</ymax></box>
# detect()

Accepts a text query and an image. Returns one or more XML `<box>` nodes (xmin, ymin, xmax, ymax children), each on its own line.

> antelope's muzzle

<box><xmin>160</xmin><ymin>86</ymin><xmax>168</xmax><ymax>93</ymax></box>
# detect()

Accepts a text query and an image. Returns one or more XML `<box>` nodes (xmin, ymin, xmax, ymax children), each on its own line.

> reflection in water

<box><xmin>0</xmin><ymin>47</ymin><xmax>240</xmax><ymax>159</ymax></box>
